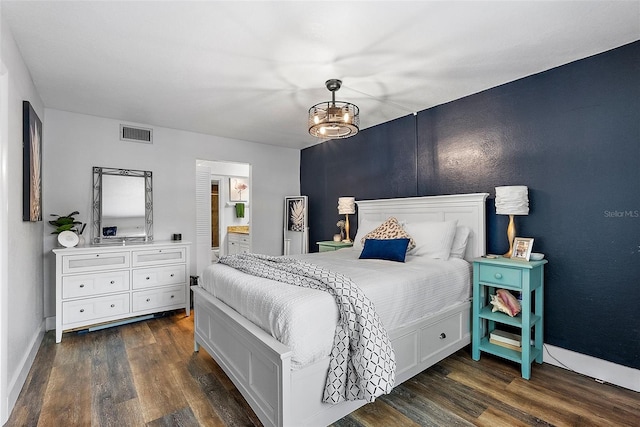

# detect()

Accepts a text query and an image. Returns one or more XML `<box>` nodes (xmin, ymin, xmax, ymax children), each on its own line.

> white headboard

<box><xmin>355</xmin><ymin>193</ymin><xmax>489</xmax><ymax>262</ymax></box>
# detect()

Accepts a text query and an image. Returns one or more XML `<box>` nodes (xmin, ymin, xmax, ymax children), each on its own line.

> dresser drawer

<box><xmin>62</xmin><ymin>270</ymin><xmax>130</xmax><ymax>299</ymax></box>
<box><xmin>132</xmin><ymin>284</ymin><xmax>186</xmax><ymax>312</ymax></box>
<box><xmin>62</xmin><ymin>293</ymin><xmax>130</xmax><ymax>324</ymax></box>
<box><xmin>132</xmin><ymin>265</ymin><xmax>186</xmax><ymax>289</ymax></box>
<box><xmin>228</xmin><ymin>233</ymin><xmax>250</xmax><ymax>244</ymax></box>
<box><xmin>132</xmin><ymin>247</ymin><xmax>186</xmax><ymax>267</ymax></box>
<box><xmin>62</xmin><ymin>251</ymin><xmax>130</xmax><ymax>274</ymax></box>
<box><xmin>478</xmin><ymin>264</ymin><xmax>522</xmax><ymax>289</ymax></box>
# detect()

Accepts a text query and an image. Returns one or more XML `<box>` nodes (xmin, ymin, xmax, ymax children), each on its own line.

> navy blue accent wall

<box><xmin>301</xmin><ymin>41</ymin><xmax>640</xmax><ymax>369</ymax></box>
<box><xmin>301</xmin><ymin>114</ymin><xmax>418</xmax><ymax>242</ymax></box>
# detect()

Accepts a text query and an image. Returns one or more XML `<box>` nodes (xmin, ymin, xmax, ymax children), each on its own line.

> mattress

<box><xmin>200</xmin><ymin>248</ymin><xmax>471</xmax><ymax>369</ymax></box>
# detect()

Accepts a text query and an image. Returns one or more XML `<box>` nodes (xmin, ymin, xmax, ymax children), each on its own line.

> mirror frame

<box><xmin>92</xmin><ymin>166</ymin><xmax>153</xmax><ymax>244</ymax></box>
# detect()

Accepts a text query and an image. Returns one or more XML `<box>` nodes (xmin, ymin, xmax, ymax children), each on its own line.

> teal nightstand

<box><xmin>472</xmin><ymin>256</ymin><xmax>548</xmax><ymax>379</ymax></box>
<box><xmin>316</xmin><ymin>241</ymin><xmax>353</xmax><ymax>252</ymax></box>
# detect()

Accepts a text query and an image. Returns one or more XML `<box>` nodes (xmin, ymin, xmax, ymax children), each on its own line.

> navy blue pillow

<box><xmin>359</xmin><ymin>238</ymin><xmax>410</xmax><ymax>262</ymax></box>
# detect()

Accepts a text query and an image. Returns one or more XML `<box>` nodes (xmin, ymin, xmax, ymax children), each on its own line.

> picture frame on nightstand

<box><xmin>511</xmin><ymin>237</ymin><xmax>534</xmax><ymax>261</ymax></box>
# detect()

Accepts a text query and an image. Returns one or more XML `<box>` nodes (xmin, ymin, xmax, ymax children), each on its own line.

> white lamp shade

<box><xmin>337</xmin><ymin>197</ymin><xmax>356</xmax><ymax>214</ymax></box>
<box><xmin>495</xmin><ymin>186</ymin><xmax>529</xmax><ymax>215</ymax></box>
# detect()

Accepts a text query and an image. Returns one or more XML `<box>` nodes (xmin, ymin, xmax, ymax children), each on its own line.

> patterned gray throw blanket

<box><xmin>218</xmin><ymin>253</ymin><xmax>396</xmax><ymax>403</ymax></box>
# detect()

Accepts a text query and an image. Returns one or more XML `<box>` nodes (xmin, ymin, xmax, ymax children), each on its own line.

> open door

<box><xmin>195</xmin><ymin>165</ymin><xmax>212</xmax><ymax>277</ymax></box>
<box><xmin>283</xmin><ymin>196</ymin><xmax>308</xmax><ymax>255</ymax></box>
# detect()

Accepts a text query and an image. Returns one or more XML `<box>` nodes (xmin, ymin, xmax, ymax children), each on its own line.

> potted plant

<box><xmin>49</xmin><ymin>211</ymin><xmax>86</xmax><ymax>245</ymax></box>
<box><xmin>48</xmin><ymin>211</ymin><xmax>82</xmax><ymax>234</ymax></box>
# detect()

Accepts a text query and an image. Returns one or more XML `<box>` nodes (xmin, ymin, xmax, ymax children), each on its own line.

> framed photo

<box><xmin>285</xmin><ymin>196</ymin><xmax>307</xmax><ymax>232</ymax></box>
<box><xmin>511</xmin><ymin>237</ymin><xmax>534</xmax><ymax>261</ymax></box>
<box><xmin>23</xmin><ymin>101</ymin><xmax>42</xmax><ymax>222</ymax></box>
<box><xmin>229</xmin><ymin>177</ymin><xmax>249</xmax><ymax>202</ymax></box>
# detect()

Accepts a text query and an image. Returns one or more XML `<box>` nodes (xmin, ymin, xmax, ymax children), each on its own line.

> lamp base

<box><xmin>503</xmin><ymin>214</ymin><xmax>516</xmax><ymax>258</ymax></box>
<box><xmin>343</xmin><ymin>214</ymin><xmax>352</xmax><ymax>243</ymax></box>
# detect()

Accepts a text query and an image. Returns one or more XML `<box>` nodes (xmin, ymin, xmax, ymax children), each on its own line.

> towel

<box><xmin>235</xmin><ymin>202</ymin><xmax>245</xmax><ymax>218</ymax></box>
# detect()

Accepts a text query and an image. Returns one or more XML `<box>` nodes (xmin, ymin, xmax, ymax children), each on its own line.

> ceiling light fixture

<box><xmin>308</xmin><ymin>79</ymin><xmax>359</xmax><ymax>139</ymax></box>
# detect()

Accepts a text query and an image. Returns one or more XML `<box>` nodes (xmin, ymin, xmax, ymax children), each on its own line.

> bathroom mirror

<box><xmin>92</xmin><ymin>167</ymin><xmax>153</xmax><ymax>243</ymax></box>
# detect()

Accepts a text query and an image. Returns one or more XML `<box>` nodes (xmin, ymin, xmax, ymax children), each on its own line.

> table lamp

<box><xmin>495</xmin><ymin>186</ymin><xmax>529</xmax><ymax>257</ymax></box>
<box><xmin>337</xmin><ymin>197</ymin><xmax>356</xmax><ymax>243</ymax></box>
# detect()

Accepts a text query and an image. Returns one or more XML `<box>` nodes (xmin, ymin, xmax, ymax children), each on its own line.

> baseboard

<box><xmin>6</xmin><ymin>320</ymin><xmax>46</xmax><ymax>416</ymax></box>
<box><xmin>45</xmin><ymin>315</ymin><xmax>55</xmax><ymax>331</ymax></box>
<box><xmin>543</xmin><ymin>344</ymin><xmax>639</xmax><ymax>392</ymax></box>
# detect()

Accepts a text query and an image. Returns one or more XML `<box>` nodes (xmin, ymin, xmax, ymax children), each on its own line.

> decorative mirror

<box><xmin>92</xmin><ymin>167</ymin><xmax>153</xmax><ymax>243</ymax></box>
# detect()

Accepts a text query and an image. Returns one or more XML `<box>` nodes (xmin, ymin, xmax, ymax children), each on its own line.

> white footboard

<box><xmin>192</xmin><ymin>285</ymin><xmax>293</xmax><ymax>427</ymax></box>
<box><xmin>193</xmin><ymin>285</ymin><xmax>470</xmax><ymax>427</ymax></box>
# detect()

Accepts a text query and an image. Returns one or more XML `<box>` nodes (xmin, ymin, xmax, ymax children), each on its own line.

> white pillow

<box><xmin>352</xmin><ymin>219</ymin><xmax>381</xmax><ymax>251</ymax></box>
<box><xmin>404</xmin><ymin>220</ymin><xmax>458</xmax><ymax>260</ymax></box>
<box><xmin>450</xmin><ymin>226</ymin><xmax>472</xmax><ymax>259</ymax></box>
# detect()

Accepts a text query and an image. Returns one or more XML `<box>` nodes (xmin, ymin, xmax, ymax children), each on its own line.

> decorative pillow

<box><xmin>450</xmin><ymin>226</ymin><xmax>472</xmax><ymax>259</ymax></box>
<box><xmin>404</xmin><ymin>220</ymin><xmax>458</xmax><ymax>260</ymax></box>
<box><xmin>359</xmin><ymin>238</ymin><xmax>410</xmax><ymax>262</ymax></box>
<box><xmin>360</xmin><ymin>217</ymin><xmax>416</xmax><ymax>252</ymax></box>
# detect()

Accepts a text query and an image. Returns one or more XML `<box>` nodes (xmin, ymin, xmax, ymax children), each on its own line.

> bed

<box><xmin>192</xmin><ymin>193</ymin><xmax>488</xmax><ymax>426</ymax></box>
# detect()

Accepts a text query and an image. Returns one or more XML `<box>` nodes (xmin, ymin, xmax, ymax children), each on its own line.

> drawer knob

<box><xmin>170</xmin><ymin>274</ymin><xmax>174</xmax><ymax>277</ymax></box>
<box><xmin>495</xmin><ymin>273</ymin><xmax>503</xmax><ymax>279</ymax></box>
<box><xmin>79</xmin><ymin>284</ymin><xmax>85</xmax><ymax>288</ymax></box>
<box><xmin>80</xmin><ymin>309</ymin><xmax>84</xmax><ymax>313</ymax></box>
<box><xmin>110</xmin><ymin>280</ymin><xmax>115</xmax><ymax>284</ymax></box>
<box><xmin>110</xmin><ymin>304</ymin><xmax>115</xmax><ymax>308</ymax></box>
<box><xmin>439</xmin><ymin>333</ymin><xmax>446</xmax><ymax>339</ymax></box>
<box><xmin>146</xmin><ymin>277</ymin><xmax>150</xmax><ymax>280</ymax></box>
<box><xmin>170</xmin><ymin>295</ymin><xmax>174</xmax><ymax>299</ymax></box>
<box><xmin>146</xmin><ymin>298</ymin><xmax>151</xmax><ymax>302</ymax></box>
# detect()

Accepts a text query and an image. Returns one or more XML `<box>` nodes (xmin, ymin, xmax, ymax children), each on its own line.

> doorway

<box><xmin>211</xmin><ymin>180</ymin><xmax>219</xmax><ymax>260</ymax></box>
<box><xmin>195</xmin><ymin>160</ymin><xmax>251</xmax><ymax>278</ymax></box>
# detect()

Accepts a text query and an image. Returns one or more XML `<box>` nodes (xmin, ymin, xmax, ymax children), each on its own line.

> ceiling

<box><xmin>2</xmin><ymin>1</ymin><xmax>639</xmax><ymax>150</ymax></box>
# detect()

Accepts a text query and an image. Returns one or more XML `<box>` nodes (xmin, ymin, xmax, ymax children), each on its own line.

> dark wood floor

<box><xmin>6</xmin><ymin>310</ymin><xmax>639</xmax><ymax>426</ymax></box>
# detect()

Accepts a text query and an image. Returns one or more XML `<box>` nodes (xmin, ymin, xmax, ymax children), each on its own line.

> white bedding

<box><xmin>200</xmin><ymin>248</ymin><xmax>471</xmax><ymax>370</ymax></box>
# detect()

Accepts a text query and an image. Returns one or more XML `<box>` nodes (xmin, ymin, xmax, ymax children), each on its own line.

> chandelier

<box><xmin>308</xmin><ymin>79</ymin><xmax>359</xmax><ymax>139</ymax></box>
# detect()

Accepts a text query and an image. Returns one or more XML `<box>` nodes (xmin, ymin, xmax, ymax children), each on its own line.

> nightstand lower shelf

<box><xmin>477</xmin><ymin>336</ymin><xmax>542</xmax><ymax>365</ymax></box>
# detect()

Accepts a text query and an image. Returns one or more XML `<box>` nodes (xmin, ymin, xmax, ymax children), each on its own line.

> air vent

<box><xmin>120</xmin><ymin>125</ymin><xmax>153</xmax><ymax>144</ymax></box>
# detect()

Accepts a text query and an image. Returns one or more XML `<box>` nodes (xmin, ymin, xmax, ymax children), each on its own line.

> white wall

<box><xmin>0</xmin><ymin>13</ymin><xmax>46</xmax><ymax>424</ymax></box>
<box><xmin>42</xmin><ymin>109</ymin><xmax>300</xmax><ymax>322</ymax></box>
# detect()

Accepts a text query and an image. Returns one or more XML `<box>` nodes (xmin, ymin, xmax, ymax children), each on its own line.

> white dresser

<box><xmin>53</xmin><ymin>241</ymin><xmax>191</xmax><ymax>343</ymax></box>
